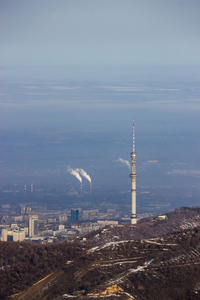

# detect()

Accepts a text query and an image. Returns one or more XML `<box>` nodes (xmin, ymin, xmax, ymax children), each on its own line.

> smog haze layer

<box><xmin>1</xmin><ymin>1</ymin><xmax>200</xmax><ymax>214</ymax></box>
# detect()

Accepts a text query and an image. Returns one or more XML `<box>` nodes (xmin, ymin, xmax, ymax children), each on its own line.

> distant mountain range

<box><xmin>1</xmin><ymin>207</ymin><xmax>200</xmax><ymax>300</ymax></box>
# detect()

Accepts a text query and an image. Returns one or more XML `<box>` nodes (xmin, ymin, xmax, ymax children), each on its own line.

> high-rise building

<box><xmin>2</xmin><ymin>229</ymin><xmax>13</xmax><ymax>241</ymax></box>
<box><xmin>59</xmin><ymin>214</ymin><xmax>68</xmax><ymax>224</ymax></box>
<box><xmin>29</xmin><ymin>215</ymin><xmax>38</xmax><ymax>236</ymax></box>
<box><xmin>26</xmin><ymin>207</ymin><xmax>32</xmax><ymax>214</ymax></box>
<box><xmin>71</xmin><ymin>209</ymin><xmax>79</xmax><ymax>223</ymax></box>
<box><xmin>1</xmin><ymin>229</ymin><xmax>9</xmax><ymax>241</ymax></box>
<box><xmin>21</xmin><ymin>206</ymin><xmax>26</xmax><ymax>215</ymax></box>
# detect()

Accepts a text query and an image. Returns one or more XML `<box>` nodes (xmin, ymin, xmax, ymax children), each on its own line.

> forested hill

<box><xmin>90</xmin><ymin>207</ymin><xmax>200</xmax><ymax>244</ymax></box>
<box><xmin>1</xmin><ymin>207</ymin><xmax>200</xmax><ymax>299</ymax></box>
<box><xmin>12</xmin><ymin>226</ymin><xmax>200</xmax><ymax>299</ymax></box>
<box><xmin>0</xmin><ymin>242</ymin><xmax>86</xmax><ymax>299</ymax></box>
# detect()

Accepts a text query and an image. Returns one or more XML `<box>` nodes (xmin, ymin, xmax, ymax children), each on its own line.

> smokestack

<box><xmin>68</xmin><ymin>168</ymin><xmax>82</xmax><ymax>184</ymax></box>
<box><xmin>75</xmin><ymin>168</ymin><xmax>91</xmax><ymax>184</ymax></box>
<box><xmin>68</xmin><ymin>168</ymin><xmax>92</xmax><ymax>194</ymax></box>
<box><xmin>75</xmin><ymin>168</ymin><xmax>92</xmax><ymax>193</ymax></box>
<box><xmin>130</xmin><ymin>119</ymin><xmax>138</xmax><ymax>225</ymax></box>
<box><xmin>68</xmin><ymin>168</ymin><xmax>83</xmax><ymax>194</ymax></box>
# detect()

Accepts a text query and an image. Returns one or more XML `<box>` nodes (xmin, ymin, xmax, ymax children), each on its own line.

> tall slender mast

<box><xmin>130</xmin><ymin>119</ymin><xmax>138</xmax><ymax>224</ymax></box>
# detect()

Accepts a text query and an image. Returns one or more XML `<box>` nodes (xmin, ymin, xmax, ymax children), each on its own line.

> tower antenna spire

<box><xmin>133</xmin><ymin>118</ymin><xmax>135</xmax><ymax>152</ymax></box>
<box><xmin>130</xmin><ymin>119</ymin><xmax>138</xmax><ymax>225</ymax></box>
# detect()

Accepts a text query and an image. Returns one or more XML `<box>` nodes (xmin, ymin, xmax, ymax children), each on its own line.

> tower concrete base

<box><xmin>131</xmin><ymin>217</ymin><xmax>137</xmax><ymax>225</ymax></box>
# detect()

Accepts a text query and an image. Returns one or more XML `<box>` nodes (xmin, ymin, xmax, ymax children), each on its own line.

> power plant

<box><xmin>68</xmin><ymin>167</ymin><xmax>92</xmax><ymax>194</ymax></box>
<box><xmin>130</xmin><ymin>119</ymin><xmax>138</xmax><ymax>225</ymax></box>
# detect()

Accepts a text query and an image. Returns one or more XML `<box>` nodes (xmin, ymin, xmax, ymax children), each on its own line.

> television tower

<box><xmin>130</xmin><ymin>119</ymin><xmax>138</xmax><ymax>224</ymax></box>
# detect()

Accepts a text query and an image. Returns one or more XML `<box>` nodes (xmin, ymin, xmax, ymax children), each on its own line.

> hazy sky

<box><xmin>1</xmin><ymin>0</ymin><xmax>200</xmax><ymax>80</ymax></box>
<box><xmin>0</xmin><ymin>1</ymin><xmax>200</xmax><ymax>212</ymax></box>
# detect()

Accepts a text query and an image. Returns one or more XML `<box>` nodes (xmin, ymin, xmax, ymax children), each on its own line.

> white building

<box><xmin>1</xmin><ymin>228</ymin><xmax>26</xmax><ymax>242</ymax></box>
<box><xmin>59</xmin><ymin>224</ymin><xmax>65</xmax><ymax>231</ymax></box>
<box><xmin>13</xmin><ymin>229</ymin><xmax>26</xmax><ymax>242</ymax></box>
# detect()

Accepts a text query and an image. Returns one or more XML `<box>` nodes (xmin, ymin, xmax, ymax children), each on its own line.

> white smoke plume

<box><xmin>68</xmin><ymin>168</ymin><xmax>82</xmax><ymax>183</ymax></box>
<box><xmin>117</xmin><ymin>158</ymin><xmax>131</xmax><ymax>170</ymax></box>
<box><xmin>75</xmin><ymin>168</ymin><xmax>91</xmax><ymax>183</ymax></box>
